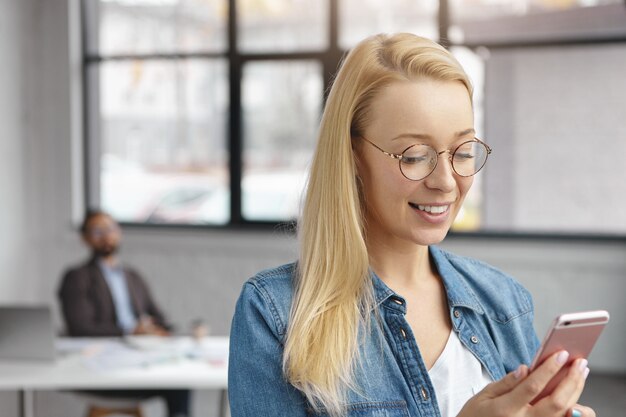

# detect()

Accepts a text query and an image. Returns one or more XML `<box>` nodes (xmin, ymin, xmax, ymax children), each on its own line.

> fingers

<box><xmin>154</xmin><ymin>325</ymin><xmax>171</xmax><ymax>337</ymax></box>
<box><xmin>456</xmin><ymin>366</ymin><xmax>528</xmax><ymax>417</ymax></box>
<box><xmin>133</xmin><ymin>316</ymin><xmax>166</xmax><ymax>335</ymax></box>
<box><xmin>480</xmin><ymin>364</ymin><xmax>529</xmax><ymax>398</ymax></box>
<box><xmin>570</xmin><ymin>404</ymin><xmax>596</xmax><ymax>417</ymax></box>
<box><xmin>550</xmin><ymin>358</ymin><xmax>589</xmax><ymax>405</ymax></box>
<box><xmin>508</xmin><ymin>350</ymin><xmax>570</xmax><ymax>407</ymax></box>
<box><xmin>464</xmin><ymin>354</ymin><xmax>594</xmax><ymax>417</ymax></box>
<box><xmin>534</xmin><ymin>358</ymin><xmax>589</xmax><ymax>416</ymax></box>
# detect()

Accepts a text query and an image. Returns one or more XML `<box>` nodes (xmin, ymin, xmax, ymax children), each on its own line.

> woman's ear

<box><xmin>351</xmin><ymin>136</ymin><xmax>363</xmax><ymax>174</ymax></box>
<box><xmin>351</xmin><ymin>136</ymin><xmax>366</xmax><ymax>215</ymax></box>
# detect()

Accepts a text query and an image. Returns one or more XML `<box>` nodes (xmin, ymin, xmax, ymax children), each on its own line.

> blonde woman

<box><xmin>228</xmin><ymin>33</ymin><xmax>594</xmax><ymax>417</ymax></box>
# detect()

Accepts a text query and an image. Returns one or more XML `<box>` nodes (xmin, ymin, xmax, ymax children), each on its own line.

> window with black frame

<box><xmin>84</xmin><ymin>0</ymin><xmax>230</xmax><ymax>225</ymax></box>
<box><xmin>83</xmin><ymin>0</ymin><xmax>626</xmax><ymax>236</ymax></box>
<box><xmin>83</xmin><ymin>0</ymin><xmax>441</xmax><ymax>227</ymax></box>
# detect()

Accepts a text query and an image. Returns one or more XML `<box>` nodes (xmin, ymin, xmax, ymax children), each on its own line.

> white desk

<box><xmin>0</xmin><ymin>336</ymin><xmax>229</xmax><ymax>417</ymax></box>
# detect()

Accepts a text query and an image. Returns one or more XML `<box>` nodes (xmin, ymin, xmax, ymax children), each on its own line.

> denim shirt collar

<box><xmin>370</xmin><ymin>245</ymin><xmax>485</xmax><ymax>315</ymax></box>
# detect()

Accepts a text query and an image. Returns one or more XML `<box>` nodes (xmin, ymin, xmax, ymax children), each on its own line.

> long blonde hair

<box><xmin>284</xmin><ymin>33</ymin><xmax>473</xmax><ymax>416</ymax></box>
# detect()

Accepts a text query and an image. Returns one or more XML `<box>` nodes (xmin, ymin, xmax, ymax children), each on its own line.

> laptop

<box><xmin>0</xmin><ymin>305</ymin><xmax>56</xmax><ymax>361</ymax></box>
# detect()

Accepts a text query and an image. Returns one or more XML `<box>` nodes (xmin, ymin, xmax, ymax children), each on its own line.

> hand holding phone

<box><xmin>529</xmin><ymin>310</ymin><xmax>609</xmax><ymax>403</ymax></box>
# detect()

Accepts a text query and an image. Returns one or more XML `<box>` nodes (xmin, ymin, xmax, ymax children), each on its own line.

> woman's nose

<box><xmin>424</xmin><ymin>153</ymin><xmax>456</xmax><ymax>192</ymax></box>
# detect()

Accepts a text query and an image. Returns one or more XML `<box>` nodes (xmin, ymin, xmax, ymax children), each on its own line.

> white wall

<box><xmin>483</xmin><ymin>44</ymin><xmax>626</xmax><ymax>234</ymax></box>
<box><xmin>0</xmin><ymin>0</ymin><xmax>625</xmax><ymax>414</ymax></box>
<box><xmin>0</xmin><ymin>0</ymin><xmax>35</xmax><ymax>302</ymax></box>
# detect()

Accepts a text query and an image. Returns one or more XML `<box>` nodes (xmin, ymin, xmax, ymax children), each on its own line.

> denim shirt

<box><xmin>228</xmin><ymin>246</ymin><xmax>540</xmax><ymax>417</ymax></box>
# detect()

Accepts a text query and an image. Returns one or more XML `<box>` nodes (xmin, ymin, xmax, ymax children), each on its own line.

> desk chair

<box><xmin>81</xmin><ymin>396</ymin><xmax>145</xmax><ymax>417</ymax></box>
<box><xmin>74</xmin><ymin>387</ymin><xmax>189</xmax><ymax>417</ymax></box>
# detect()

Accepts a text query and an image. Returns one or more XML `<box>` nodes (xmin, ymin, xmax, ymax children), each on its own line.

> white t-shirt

<box><xmin>428</xmin><ymin>330</ymin><xmax>494</xmax><ymax>417</ymax></box>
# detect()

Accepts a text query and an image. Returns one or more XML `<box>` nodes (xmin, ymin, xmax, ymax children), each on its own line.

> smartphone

<box><xmin>529</xmin><ymin>310</ymin><xmax>610</xmax><ymax>404</ymax></box>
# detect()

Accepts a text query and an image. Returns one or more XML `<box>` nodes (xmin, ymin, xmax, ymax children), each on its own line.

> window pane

<box><xmin>237</xmin><ymin>0</ymin><xmax>329</xmax><ymax>52</ymax></box>
<box><xmin>482</xmin><ymin>44</ymin><xmax>626</xmax><ymax>235</ymax></box>
<box><xmin>448</xmin><ymin>1</ymin><xmax>625</xmax><ymax>44</ymax></box>
<box><xmin>242</xmin><ymin>61</ymin><xmax>322</xmax><ymax>221</ymax></box>
<box><xmin>93</xmin><ymin>0</ymin><xmax>227</xmax><ymax>55</ymax></box>
<box><xmin>451</xmin><ymin>0</ymin><xmax>621</xmax><ymax>22</ymax></box>
<box><xmin>96</xmin><ymin>59</ymin><xmax>229</xmax><ymax>225</ymax></box>
<box><xmin>340</xmin><ymin>0</ymin><xmax>438</xmax><ymax>49</ymax></box>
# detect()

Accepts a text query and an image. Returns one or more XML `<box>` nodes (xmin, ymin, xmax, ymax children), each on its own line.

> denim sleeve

<box><xmin>228</xmin><ymin>282</ymin><xmax>307</xmax><ymax>417</ymax></box>
<box><xmin>525</xmin><ymin>292</ymin><xmax>541</xmax><ymax>359</ymax></box>
<box><xmin>498</xmin><ymin>286</ymin><xmax>542</xmax><ymax>372</ymax></box>
<box><xmin>514</xmin><ymin>283</ymin><xmax>541</xmax><ymax>365</ymax></box>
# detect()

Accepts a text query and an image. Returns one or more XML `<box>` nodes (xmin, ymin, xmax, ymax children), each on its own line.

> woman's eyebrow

<box><xmin>455</xmin><ymin>128</ymin><xmax>475</xmax><ymax>137</ymax></box>
<box><xmin>391</xmin><ymin>133</ymin><xmax>431</xmax><ymax>141</ymax></box>
<box><xmin>391</xmin><ymin>128</ymin><xmax>475</xmax><ymax>141</ymax></box>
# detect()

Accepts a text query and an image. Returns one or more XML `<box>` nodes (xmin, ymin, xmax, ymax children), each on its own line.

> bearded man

<box><xmin>58</xmin><ymin>209</ymin><xmax>191</xmax><ymax>417</ymax></box>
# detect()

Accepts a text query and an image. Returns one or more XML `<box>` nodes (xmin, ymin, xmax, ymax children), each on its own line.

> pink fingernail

<box><xmin>556</xmin><ymin>351</ymin><xmax>570</xmax><ymax>365</ymax></box>
<box><xmin>514</xmin><ymin>365</ymin><xmax>523</xmax><ymax>379</ymax></box>
<box><xmin>578</xmin><ymin>359</ymin><xmax>588</xmax><ymax>371</ymax></box>
<box><xmin>583</xmin><ymin>367</ymin><xmax>590</xmax><ymax>380</ymax></box>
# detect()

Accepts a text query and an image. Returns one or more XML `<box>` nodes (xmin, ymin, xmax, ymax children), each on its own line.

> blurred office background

<box><xmin>0</xmin><ymin>0</ymin><xmax>625</xmax><ymax>415</ymax></box>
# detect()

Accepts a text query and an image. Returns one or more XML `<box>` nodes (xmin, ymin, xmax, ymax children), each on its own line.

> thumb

<box><xmin>481</xmin><ymin>365</ymin><xmax>528</xmax><ymax>398</ymax></box>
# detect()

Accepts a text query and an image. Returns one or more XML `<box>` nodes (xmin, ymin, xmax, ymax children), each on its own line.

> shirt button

<box><xmin>453</xmin><ymin>310</ymin><xmax>461</xmax><ymax>318</ymax></box>
<box><xmin>470</xmin><ymin>335</ymin><xmax>479</xmax><ymax>344</ymax></box>
<box><xmin>420</xmin><ymin>386</ymin><xmax>429</xmax><ymax>401</ymax></box>
<box><xmin>393</xmin><ymin>298</ymin><xmax>404</xmax><ymax>305</ymax></box>
<box><xmin>400</xmin><ymin>328</ymin><xmax>407</xmax><ymax>339</ymax></box>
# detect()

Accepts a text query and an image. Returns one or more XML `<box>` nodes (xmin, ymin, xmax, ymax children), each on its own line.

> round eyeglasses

<box><xmin>86</xmin><ymin>224</ymin><xmax>120</xmax><ymax>239</ymax></box>
<box><xmin>360</xmin><ymin>136</ymin><xmax>492</xmax><ymax>181</ymax></box>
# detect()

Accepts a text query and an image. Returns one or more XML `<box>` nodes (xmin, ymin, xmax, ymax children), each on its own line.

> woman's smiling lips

<box><xmin>408</xmin><ymin>202</ymin><xmax>453</xmax><ymax>224</ymax></box>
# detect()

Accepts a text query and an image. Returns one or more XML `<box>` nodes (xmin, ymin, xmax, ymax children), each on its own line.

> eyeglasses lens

<box><xmin>452</xmin><ymin>141</ymin><xmax>488</xmax><ymax>176</ymax></box>
<box><xmin>88</xmin><ymin>226</ymin><xmax>119</xmax><ymax>238</ymax></box>
<box><xmin>399</xmin><ymin>141</ymin><xmax>488</xmax><ymax>180</ymax></box>
<box><xmin>400</xmin><ymin>145</ymin><xmax>438</xmax><ymax>181</ymax></box>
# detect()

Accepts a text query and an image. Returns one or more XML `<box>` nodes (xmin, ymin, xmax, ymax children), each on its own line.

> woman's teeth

<box><xmin>416</xmin><ymin>204</ymin><xmax>449</xmax><ymax>214</ymax></box>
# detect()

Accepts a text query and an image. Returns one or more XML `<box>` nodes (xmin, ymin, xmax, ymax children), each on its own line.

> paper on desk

<box><xmin>186</xmin><ymin>338</ymin><xmax>229</xmax><ymax>366</ymax></box>
<box><xmin>80</xmin><ymin>337</ymin><xmax>229</xmax><ymax>371</ymax></box>
<box><xmin>56</xmin><ymin>338</ymin><xmax>121</xmax><ymax>356</ymax></box>
<box><xmin>82</xmin><ymin>341</ymin><xmax>182</xmax><ymax>372</ymax></box>
<box><xmin>123</xmin><ymin>336</ymin><xmax>229</xmax><ymax>366</ymax></box>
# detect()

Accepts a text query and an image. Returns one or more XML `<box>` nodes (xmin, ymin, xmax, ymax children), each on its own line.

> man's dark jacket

<box><xmin>58</xmin><ymin>258</ymin><xmax>170</xmax><ymax>336</ymax></box>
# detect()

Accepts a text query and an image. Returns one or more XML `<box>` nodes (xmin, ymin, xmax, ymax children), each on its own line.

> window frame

<box><xmin>82</xmin><ymin>0</ymin><xmax>344</xmax><ymax>230</ymax></box>
<box><xmin>81</xmin><ymin>0</ymin><xmax>626</xmax><ymax>240</ymax></box>
<box><xmin>448</xmin><ymin>2</ymin><xmax>626</xmax><ymax>49</ymax></box>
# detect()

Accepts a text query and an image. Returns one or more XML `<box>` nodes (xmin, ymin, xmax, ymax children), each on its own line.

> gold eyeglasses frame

<box><xmin>359</xmin><ymin>136</ymin><xmax>493</xmax><ymax>181</ymax></box>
